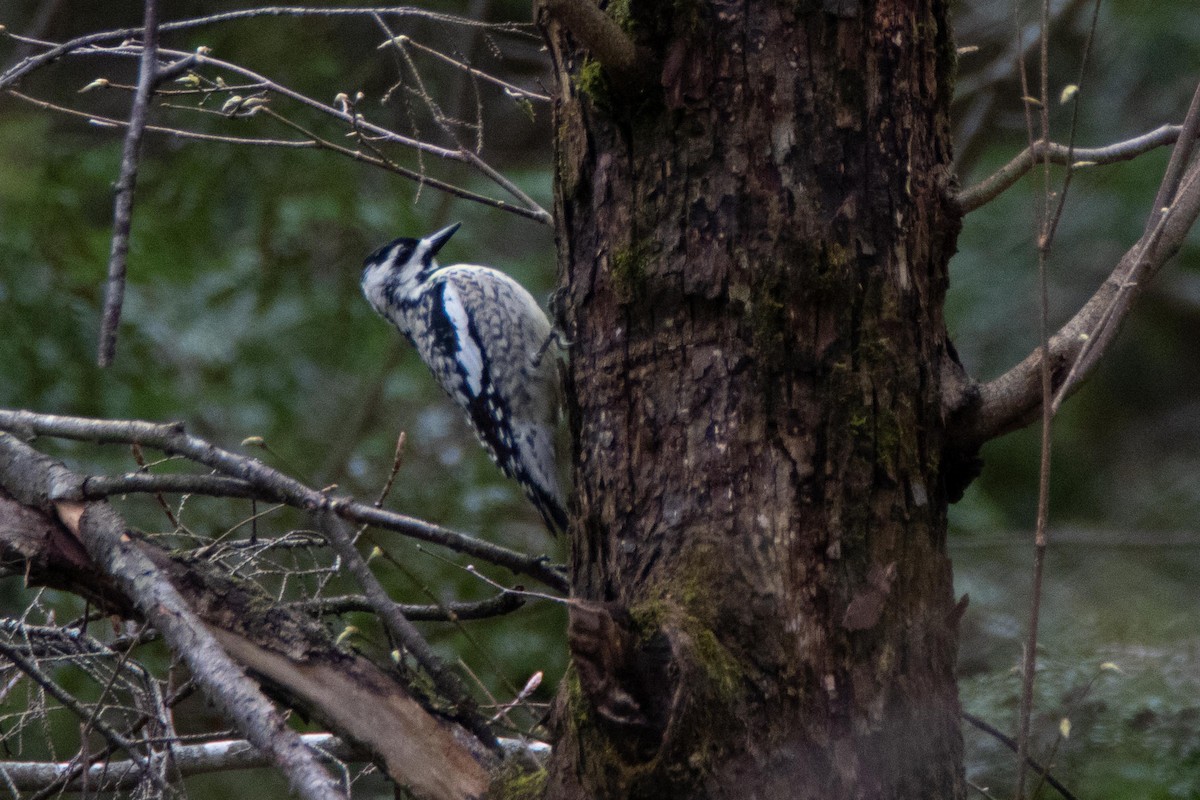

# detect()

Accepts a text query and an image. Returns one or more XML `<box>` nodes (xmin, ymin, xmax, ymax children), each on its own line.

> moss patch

<box><xmin>628</xmin><ymin>545</ymin><xmax>750</xmax><ymax>713</ymax></box>
<box><xmin>572</xmin><ymin>58</ymin><xmax>614</xmax><ymax>114</ymax></box>
<box><xmin>489</xmin><ymin>760</ymin><xmax>548</xmax><ymax>800</ymax></box>
<box><xmin>611</xmin><ymin>241</ymin><xmax>652</xmax><ymax>303</ymax></box>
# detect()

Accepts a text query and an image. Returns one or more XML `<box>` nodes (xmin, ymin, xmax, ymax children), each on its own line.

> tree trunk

<box><xmin>544</xmin><ymin>1</ymin><xmax>964</xmax><ymax>798</ymax></box>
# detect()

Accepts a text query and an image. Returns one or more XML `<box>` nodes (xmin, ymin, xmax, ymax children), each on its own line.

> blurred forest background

<box><xmin>0</xmin><ymin>1</ymin><xmax>1198</xmax><ymax>797</ymax></box>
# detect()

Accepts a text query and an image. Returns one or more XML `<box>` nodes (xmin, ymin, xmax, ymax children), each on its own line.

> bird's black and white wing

<box><xmin>419</xmin><ymin>268</ymin><xmax>568</xmax><ymax>534</ymax></box>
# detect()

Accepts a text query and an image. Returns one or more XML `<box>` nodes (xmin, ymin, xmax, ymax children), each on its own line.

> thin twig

<box><xmin>262</xmin><ymin>107</ymin><xmax>551</xmax><ymax>222</ymax></box>
<box><xmin>287</xmin><ymin>591</ymin><xmax>523</xmax><ymax>621</ymax></box>
<box><xmin>1047</xmin><ymin>202</ymin><xmax>1173</xmax><ymax>413</ymax></box>
<box><xmin>366</xmin><ymin>532</ymin><xmax>541</xmax><ymax>717</ymax></box>
<box><xmin>1013</xmin><ymin>1</ymin><xmax>1055</xmax><ymax>793</ymax></box>
<box><xmin>0</xmin><ymin>639</ymin><xmax>159</xmax><ymax>788</ymax></box>
<box><xmin>1048</xmin><ymin>80</ymin><xmax>1200</xmax><ymax>413</ymax></box>
<box><xmin>957</xmin><ymin>125</ymin><xmax>1195</xmax><ymax>212</ymax></box>
<box><xmin>380</xmin><ymin>35</ymin><xmax>551</xmax><ymax>102</ymax></box>
<box><xmin>7</xmin><ymin>89</ymin><xmax>548</xmax><ymax>224</ymax></box>
<box><xmin>0</xmin><ymin>733</ymin><xmax>355</xmax><ymax>793</ymax></box>
<box><xmin>372</xmin><ymin>25</ymin><xmax>551</xmax><ymax>223</ymax></box>
<box><xmin>79</xmin><ymin>42</ymin><xmax>463</xmax><ymax>157</ymax></box>
<box><xmin>314</xmin><ymin>511</ymin><xmax>497</xmax><ymax>749</ymax></box>
<box><xmin>0</xmin><ymin>435</ymin><xmax>348</xmax><ymax>800</ymax></box>
<box><xmin>80</xmin><ymin>42</ymin><xmax>553</xmax><ymax>222</ymax></box>
<box><xmin>1147</xmin><ymin>79</ymin><xmax>1200</xmax><ymax>234</ymax></box>
<box><xmin>962</xmin><ymin>713</ymin><xmax>1078</xmax><ymax>800</ymax></box>
<box><xmin>946</xmin><ymin>87</ymin><xmax>1200</xmax><ymax>449</ymax></box>
<box><xmin>0</xmin><ymin>408</ymin><xmax>567</xmax><ymax>590</ymax></box>
<box><xmin>1039</xmin><ymin>0</ymin><xmax>1102</xmax><ymax>250</ymax></box>
<box><xmin>375</xmin><ymin>432</ymin><xmax>407</xmax><ymax>508</ymax></box>
<box><xmin>461</xmin><ymin>150</ymin><xmax>550</xmax><ymax>223</ymax></box>
<box><xmin>8</xmin><ymin>87</ymin><xmax>311</xmax><ymax>145</ymax></box>
<box><xmin>96</xmin><ymin>0</ymin><xmax>159</xmax><ymax>367</ymax></box>
<box><xmin>130</xmin><ymin>443</ymin><xmax>181</xmax><ymax>529</ymax></box>
<box><xmin>0</xmin><ymin>6</ymin><xmax>538</xmax><ymax>91</ymax></box>
<box><xmin>25</xmin><ymin>681</ymin><xmax>198</xmax><ymax>800</ymax></box>
<box><xmin>383</xmin><ymin>26</ymin><xmax>468</xmax><ymax>145</ymax></box>
<box><xmin>8</xmin><ymin>24</ymin><xmax>554</xmax><ymax>222</ymax></box>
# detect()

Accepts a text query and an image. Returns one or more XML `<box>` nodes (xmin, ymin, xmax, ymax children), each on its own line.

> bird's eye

<box><xmin>395</xmin><ymin>243</ymin><xmax>418</xmax><ymax>265</ymax></box>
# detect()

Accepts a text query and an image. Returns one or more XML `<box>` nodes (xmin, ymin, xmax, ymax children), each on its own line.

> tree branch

<box><xmin>0</xmin><ymin>6</ymin><xmax>538</xmax><ymax>92</ymax></box>
<box><xmin>961</xmin><ymin>712</ymin><xmax>1078</xmax><ymax>800</ymax></box>
<box><xmin>289</xmin><ymin>591</ymin><xmax>524</xmax><ymax>621</ymax></box>
<box><xmin>0</xmin><ymin>433</ymin><xmax>348</xmax><ymax>800</ymax></box>
<box><xmin>96</xmin><ymin>0</ymin><xmax>159</xmax><ymax>367</ymax></box>
<box><xmin>379</xmin><ymin>35</ymin><xmax>551</xmax><ymax>102</ymax></box>
<box><xmin>957</xmin><ymin>124</ymin><xmax>1196</xmax><ymax>213</ymax></box>
<box><xmin>315</xmin><ymin>510</ymin><xmax>497</xmax><ymax>749</ymax></box>
<box><xmin>0</xmin><ymin>408</ymin><xmax>567</xmax><ymax>591</ymax></box>
<box><xmin>946</xmin><ymin>82</ymin><xmax>1200</xmax><ymax>449</ymax></box>
<box><xmin>0</xmin><ymin>437</ymin><xmax>498</xmax><ymax>800</ymax></box>
<box><xmin>82</xmin><ymin>470</ymin><xmax>258</xmax><ymax>499</ymax></box>
<box><xmin>1147</xmin><ymin>81</ymin><xmax>1200</xmax><ymax>236</ymax></box>
<box><xmin>0</xmin><ymin>638</ymin><xmax>164</xmax><ymax>790</ymax></box>
<box><xmin>5</xmin><ymin>88</ymin><xmax>550</xmax><ymax>224</ymax></box>
<box><xmin>0</xmin><ymin>734</ymin><xmax>548</xmax><ymax>794</ymax></box>
<box><xmin>0</xmin><ymin>734</ymin><xmax>355</xmax><ymax>794</ymax></box>
<box><xmin>7</xmin><ymin>33</ymin><xmax>554</xmax><ymax>223</ymax></box>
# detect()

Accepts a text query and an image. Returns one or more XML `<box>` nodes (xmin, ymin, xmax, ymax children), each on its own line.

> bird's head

<box><xmin>361</xmin><ymin>222</ymin><xmax>461</xmax><ymax>311</ymax></box>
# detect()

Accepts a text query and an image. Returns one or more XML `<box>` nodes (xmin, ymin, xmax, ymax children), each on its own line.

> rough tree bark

<box><xmin>543</xmin><ymin>1</ymin><xmax>964</xmax><ymax>798</ymax></box>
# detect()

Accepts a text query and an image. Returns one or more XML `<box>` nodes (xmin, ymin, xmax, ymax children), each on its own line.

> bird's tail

<box><xmin>527</xmin><ymin>483</ymin><xmax>569</xmax><ymax>536</ymax></box>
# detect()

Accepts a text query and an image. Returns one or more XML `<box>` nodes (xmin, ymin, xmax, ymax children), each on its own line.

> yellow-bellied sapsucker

<box><xmin>361</xmin><ymin>222</ymin><xmax>567</xmax><ymax>535</ymax></box>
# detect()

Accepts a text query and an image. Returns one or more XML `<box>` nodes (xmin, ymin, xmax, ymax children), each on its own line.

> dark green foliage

<box><xmin>0</xmin><ymin>0</ymin><xmax>564</xmax><ymax>752</ymax></box>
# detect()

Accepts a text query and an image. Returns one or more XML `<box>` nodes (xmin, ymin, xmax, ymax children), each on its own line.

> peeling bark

<box><xmin>544</xmin><ymin>2</ymin><xmax>964</xmax><ymax>797</ymax></box>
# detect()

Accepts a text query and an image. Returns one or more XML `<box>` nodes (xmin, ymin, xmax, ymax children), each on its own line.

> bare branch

<box><xmin>1146</xmin><ymin>80</ymin><xmax>1200</xmax><ymax>236</ymax></box>
<box><xmin>70</xmin><ymin>43</ymin><xmax>461</xmax><ymax>158</ymax></box>
<box><xmin>6</xmin><ymin>89</ymin><xmax>549</xmax><ymax>224</ymax></box>
<box><xmin>369</xmin><ymin>27</ymin><xmax>553</xmax><ymax>223</ymax></box>
<box><xmin>961</xmin><ymin>713</ymin><xmax>1078</xmax><ymax>800</ymax></box>
<box><xmin>380</xmin><ymin>35</ymin><xmax>552</xmax><ymax>102</ymax></box>
<box><xmin>260</xmin><ymin>107</ymin><xmax>552</xmax><ymax>223</ymax></box>
<box><xmin>951</xmin><ymin>0</ymin><xmax>1091</xmax><ymax>173</ymax></box>
<box><xmin>947</xmin><ymin>84</ymin><xmax>1200</xmax><ymax>449</ymax></box>
<box><xmin>1013</xmin><ymin>3</ymin><xmax>1102</xmax><ymax>789</ymax></box>
<box><xmin>17</xmin><ymin>675</ymin><xmax>198</xmax><ymax>800</ymax></box>
<box><xmin>289</xmin><ymin>591</ymin><xmax>525</xmax><ymax>621</ymax></box>
<box><xmin>0</xmin><ymin>434</ymin><xmax>348</xmax><ymax>800</ymax></box>
<box><xmin>95</xmin><ymin>0</ymin><xmax>159</xmax><ymax>367</ymax></box>
<box><xmin>82</xmin><ymin>472</ymin><xmax>547</xmax><ymax>623</ymax></box>
<box><xmin>82</xmin><ymin>470</ymin><xmax>257</xmax><ymax>499</ymax></box>
<box><xmin>0</xmin><ymin>734</ymin><xmax>546</xmax><ymax>794</ymax></box>
<box><xmin>0</xmin><ymin>442</ymin><xmax>498</xmax><ymax>800</ymax></box>
<box><xmin>0</xmin><ymin>733</ymin><xmax>355</xmax><ymax>793</ymax></box>
<box><xmin>0</xmin><ymin>639</ymin><xmax>162</xmax><ymax>789</ymax></box>
<box><xmin>0</xmin><ymin>408</ymin><xmax>568</xmax><ymax>590</ymax></box>
<box><xmin>0</xmin><ymin>6</ymin><xmax>537</xmax><ymax>92</ymax></box>
<box><xmin>6</xmin><ymin>87</ymin><xmax>309</xmax><ymax>145</ymax></box>
<box><xmin>7</xmin><ymin>19</ymin><xmax>554</xmax><ymax>221</ymax></box>
<box><xmin>315</xmin><ymin>510</ymin><xmax>497</xmax><ymax>749</ymax></box>
<box><xmin>63</xmin><ymin>42</ymin><xmax>554</xmax><ymax>223</ymax></box>
<box><xmin>957</xmin><ymin>124</ymin><xmax>1195</xmax><ymax>212</ymax></box>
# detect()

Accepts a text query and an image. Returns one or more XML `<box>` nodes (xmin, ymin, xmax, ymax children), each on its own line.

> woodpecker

<box><xmin>361</xmin><ymin>222</ymin><xmax>567</xmax><ymax>535</ymax></box>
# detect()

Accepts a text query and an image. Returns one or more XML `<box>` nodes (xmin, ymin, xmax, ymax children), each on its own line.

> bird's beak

<box><xmin>425</xmin><ymin>222</ymin><xmax>462</xmax><ymax>256</ymax></box>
